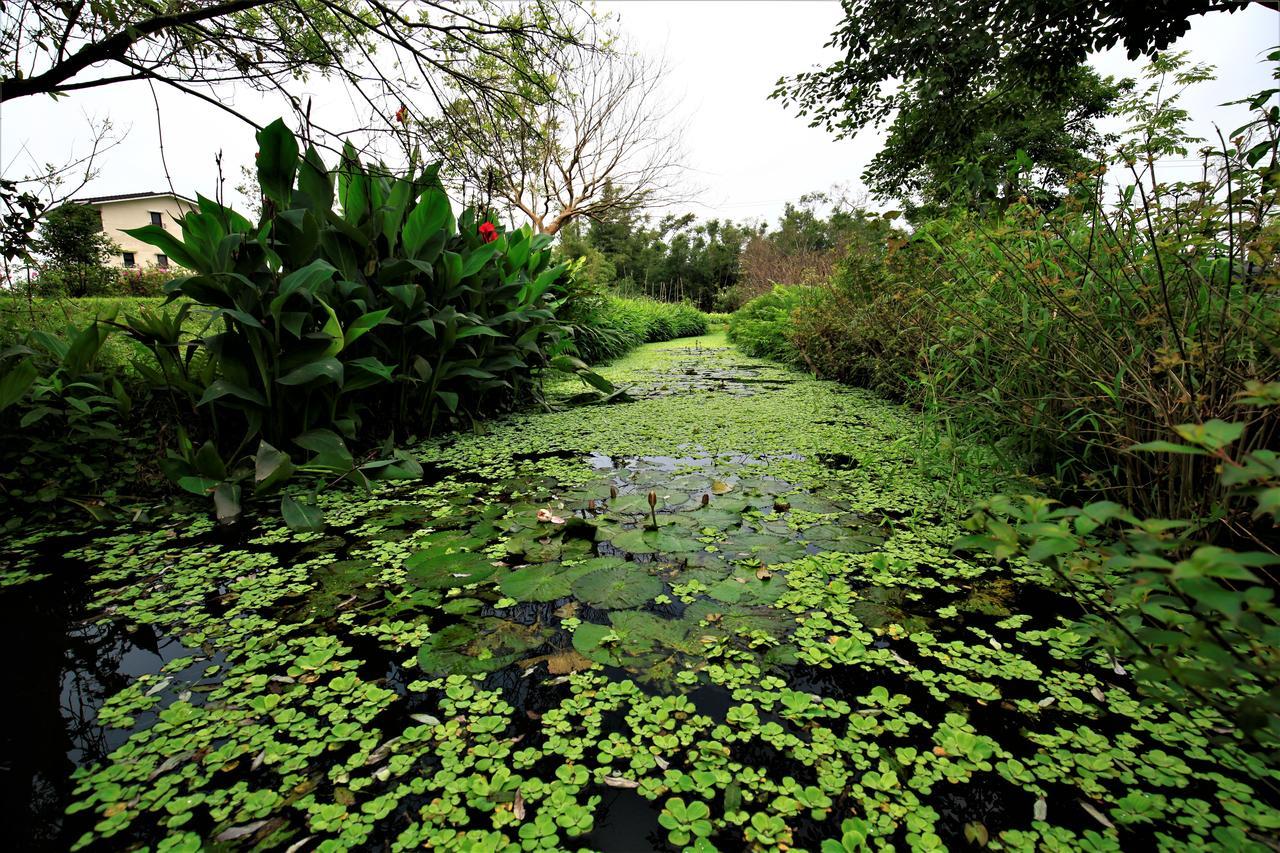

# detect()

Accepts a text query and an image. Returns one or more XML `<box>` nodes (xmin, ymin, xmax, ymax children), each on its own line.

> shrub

<box><xmin>29</xmin><ymin>263</ymin><xmax>120</xmax><ymax>297</ymax></box>
<box><xmin>788</xmin><ymin>245</ymin><xmax>937</xmax><ymax>399</ymax></box>
<box><xmin>778</xmin><ymin>56</ymin><xmax>1280</xmax><ymax>522</ymax></box>
<box><xmin>114</xmin><ymin>266</ymin><xmax>179</xmax><ymax>296</ymax></box>
<box><xmin>0</xmin><ymin>321</ymin><xmax>146</xmax><ymax>524</ymax></box>
<box><xmin>727</xmin><ymin>285</ymin><xmax>809</xmax><ymax>362</ymax></box>
<box><xmin>960</xmin><ymin>390</ymin><xmax>1280</xmax><ymax>758</ymax></box>
<box><xmin>116</xmin><ymin>118</ymin><xmax>598</xmax><ymax>526</ymax></box>
<box><xmin>562</xmin><ymin>290</ymin><xmax>709</xmax><ymax>364</ymax></box>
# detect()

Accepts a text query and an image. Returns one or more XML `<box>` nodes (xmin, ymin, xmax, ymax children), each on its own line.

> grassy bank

<box><xmin>565</xmin><ymin>294</ymin><xmax>710</xmax><ymax>363</ymax></box>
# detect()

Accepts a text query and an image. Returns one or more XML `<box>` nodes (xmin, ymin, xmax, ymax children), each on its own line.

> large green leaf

<box><xmin>270</xmin><ymin>259</ymin><xmax>338</xmax><ymax>317</ymax></box>
<box><xmin>571</xmin><ymin>564</ymin><xmax>663</xmax><ymax>609</ymax></box>
<box><xmin>294</xmin><ymin>429</ymin><xmax>354</xmax><ymax>471</ymax></box>
<box><xmin>405</xmin><ymin>548</ymin><xmax>499</xmax><ymax>589</ymax></box>
<box><xmin>256</xmin><ymin>118</ymin><xmax>299</xmax><ymax>205</ymax></box>
<box><xmin>122</xmin><ymin>225</ymin><xmax>203</xmax><ymax>270</ymax></box>
<box><xmin>0</xmin><ymin>358</ymin><xmax>37</xmax><ymax>412</ymax></box>
<box><xmin>278</xmin><ymin>357</ymin><xmax>343</xmax><ymax>387</ymax></box>
<box><xmin>403</xmin><ymin>188</ymin><xmax>452</xmax><ymax>257</ymax></box>
<box><xmin>281</xmin><ymin>495</ymin><xmax>324</xmax><ymax>532</ymax></box>
<box><xmin>460</xmin><ymin>241</ymin><xmax>499</xmax><ymax>277</ymax></box>
<box><xmin>343</xmin><ymin>308</ymin><xmax>392</xmax><ymax>348</ymax></box>
<box><xmin>610</xmin><ymin>527</ymin><xmax>700</xmax><ymax>556</ymax></box>
<box><xmin>298</xmin><ymin>145</ymin><xmax>334</xmax><ymax>212</ymax></box>
<box><xmin>196</xmin><ymin>379</ymin><xmax>266</xmax><ymax>408</ymax></box>
<box><xmin>500</xmin><ymin>564</ymin><xmax>577</xmax><ymax>602</ymax></box>
<box><xmin>255</xmin><ymin>440</ymin><xmax>294</xmax><ymax>491</ymax></box>
<box><xmin>417</xmin><ymin>620</ymin><xmax>545</xmax><ymax>675</ymax></box>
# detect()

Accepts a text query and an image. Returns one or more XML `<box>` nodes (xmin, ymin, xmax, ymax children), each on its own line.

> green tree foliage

<box><xmin>556</xmin><ymin>187</ymin><xmax>901</xmax><ymax>311</ymax></box>
<box><xmin>31</xmin><ymin>203</ymin><xmax>119</xmax><ymax>296</ymax></box>
<box><xmin>863</xmin><ymin>67</ymin><xmax>1130</xmax><ymax>219</ymax></box>
<box><xmin>0</xmin><ymin>0</ymin><xmax>589</xmax><ymax>260</ymax></box>
<box><xmin>774</xmin><ymin>0</ymin><xmax>1252</xmax><ymax>136</ymax></box>
<box><xmin>0</xmin><ymin>0</ymin><xmax>583</xmax><ymax>115</ymax></box>
<box><xmin>773</xmin><ymin>0</ymin><xmax>1261</xmax><ymax>212</ymax></box>
<box><xmin>34</xmin><ymin>204</ymin><xmax>116</xmax><ymax>267</ymax></box>
<box><xmin>771</xmin><ymin>56</ymin><xmax>1280</xmax><ymax>524</ymax></box>
<box><xmin>557</xmin><ymin>208</ymin><xmax>754</xmax><ymax>310</ymax></box>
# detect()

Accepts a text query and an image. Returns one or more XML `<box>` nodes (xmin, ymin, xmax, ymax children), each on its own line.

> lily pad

<box><xmin>707</xmin><ymin>571</ymin><xmax>787</xmax><ymax>605</ymax></box>
<box><xmin>417</xmin><ymin>620</ymin><xmax>546</xmax><ymax>675</ymax></box>
<box><xmin>404</xmin><ymin>549</ymin><xmax>498</xmax><ymax>588</ymax></box>
<box><xmin>572</xmin><ymin>621</ymin><xmax>630</xmax><ymax>666</ymax></box>
<box><xmin>610</xmin><ymin>526</ymin><xmax>701</xmax><ymax>556</ymax></box>
<box><xmin>504</xmin><ymin>530</ymin><xmax>563</xmax><ymax>563</ymax></box>
<box><xmin>571</xmin><ymin>564</ymin><xmax>663</xmax><ymax>609</ymax></box>
<box><xmin>501</xmin><ymin>563</ymin><xmax>583</xmax><ymax>602</ymax></box>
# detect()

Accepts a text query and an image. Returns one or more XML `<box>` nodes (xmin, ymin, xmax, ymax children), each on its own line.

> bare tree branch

<box><xmin>419</xmin><ymin>34</ymin><xmax>694</xmax><ymax>234</ymax></box>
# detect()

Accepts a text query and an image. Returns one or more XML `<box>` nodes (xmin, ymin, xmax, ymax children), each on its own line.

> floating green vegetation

<box><xmin>3</xmin><ymin>333</ymin><xmax>1278</xmax><ymax>851</ymax></box>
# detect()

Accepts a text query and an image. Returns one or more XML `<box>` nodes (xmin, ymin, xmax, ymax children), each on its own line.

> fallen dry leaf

<box><xmin>517</xmin><ymin>650</ymin><xmax>595</xmax><ymax>676</ymax></box>
<box><xmin>214</xmin><ymin>820</ymin><xmax>270</xmax><ymax>842</ymax></box>
<box><xmin>602</xmin><ymin>775</ymin><xmax>640</xmax><ymax>789</ymax></box>
<box><xmin>1079</xmin><ymin>800</ymin><xmax>1115</xmax><ymax>830</ymax></box>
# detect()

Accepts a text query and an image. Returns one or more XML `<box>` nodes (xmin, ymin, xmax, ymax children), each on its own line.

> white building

<box><xmin>76</xmin><ymin>191</ymin><xmax>197</xmax><ymax>269</ymax></box>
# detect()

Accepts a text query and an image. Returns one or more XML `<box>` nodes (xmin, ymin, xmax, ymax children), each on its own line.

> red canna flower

<box><xmin>479</xmin><ymin>221</ymin><xmax>497</xmax><ymax>243</ymax></box>
<box><xmin>394</xmin><ymin>104</ymin><xmax>409</xmax><ymax>125</ymax></box>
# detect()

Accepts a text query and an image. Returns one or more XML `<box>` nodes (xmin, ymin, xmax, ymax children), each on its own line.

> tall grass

<box><xmin>564</xmin><ymin>294</ymin><xmax>709</xmax><ymax>363</ymax></box>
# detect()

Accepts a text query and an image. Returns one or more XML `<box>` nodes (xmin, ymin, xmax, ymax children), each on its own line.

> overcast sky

<box><xmin>2</xmin><ymin>1</ymin><xmax>1278</xmax><ymax>228</ymax></box>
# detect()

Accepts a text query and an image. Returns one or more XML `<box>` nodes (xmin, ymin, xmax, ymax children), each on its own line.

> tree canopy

<box><xmin>774</xmin><ymin>0</ymin><xmax>1251</xmax><ymax>137</ymax></box>
<box><xmin>1</xmin><ymin>0</ymin><xmax>588</xmax><ymax>142</ymax></box>
<box><xmin>34</xmin><ymin>203</ymin><xmax>116</xmax><ymax>268</ymax></box>
<box><xmin>772</xmin><ymin>0</ymin><xmax>1258</xmax><ymax>213</ymax></box>
<box><xmin>864</xmin><ymin>66</ymin><xmax>1129</xmax><ymax>218</ymax></box>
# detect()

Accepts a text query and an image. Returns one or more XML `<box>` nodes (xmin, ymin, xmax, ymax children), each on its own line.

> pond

<box><xmin>2</xmin><ymin>333</ymin><xmax>1276</xmax><ymax>851</ymax></box>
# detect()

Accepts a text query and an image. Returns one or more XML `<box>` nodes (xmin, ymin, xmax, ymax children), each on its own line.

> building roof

<box><xmin>75</xmin><ymin>190</ymin><xmax>198</xmax><ymax>206</ymax></box>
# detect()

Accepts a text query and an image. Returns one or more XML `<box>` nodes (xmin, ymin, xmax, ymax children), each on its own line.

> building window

<box><xmin>149</xmin><ymin>211</ymin><xmax>163</xmax><ymax>227</ymax></box>
<box><xmin>156</xmin><ymin>254</ymin><xmax>169</xmax><ymax>269</ymax></box>
<box><xmin>123</xmin><ymin>252</ymin><xmax>135</xmax><ymax>268</ymax></box>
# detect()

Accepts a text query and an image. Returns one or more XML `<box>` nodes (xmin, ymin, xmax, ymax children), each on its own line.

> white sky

<box><xmin>2</xmin><ymin>1</ymin><xmax>1278</xmax><ymax>228</ymax></box>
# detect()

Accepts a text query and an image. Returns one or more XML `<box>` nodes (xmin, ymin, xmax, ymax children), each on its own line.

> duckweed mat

<box><xmin>3</xmin><ymin>333</ymin><xmax>1278</xmax><ymax>851</ymax></box>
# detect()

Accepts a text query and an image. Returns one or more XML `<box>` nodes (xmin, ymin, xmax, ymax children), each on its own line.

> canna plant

<box><xmin>122</xmin><ymin>118</ymin><xmax>609</xmax><ymax>527</ymax></box>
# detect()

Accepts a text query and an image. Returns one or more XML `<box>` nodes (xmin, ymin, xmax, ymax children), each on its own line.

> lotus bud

<box><xmin>701</xmin><ymin>493</ymin><xmax>709</xmax><ymax>507</ymax></box>
<box><xmin>587</xmin><ymin>499</ymin><xmax>596</xmax><ymax>511</ymax></box>
<box><xmin>610</xmin><ymin>485</ymin><xmax>618</xmax><ymax>499</ymax></box>
<box><xmin>647</xmin><ymin>491</ymin><xmax>657</xmax><ymax>509</ymax></box>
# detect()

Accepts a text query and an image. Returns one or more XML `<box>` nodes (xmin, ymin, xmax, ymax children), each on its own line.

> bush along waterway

<box><xmin>3</xmin><ymin>332</ymin><xmax>1278</xmax><ymax>851</ymax></box>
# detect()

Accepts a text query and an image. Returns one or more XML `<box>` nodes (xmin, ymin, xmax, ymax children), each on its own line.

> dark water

<box><xmin>1</xmin><ymin>538</ymin><xmax>204</xmax><ymax>849</ymax></box>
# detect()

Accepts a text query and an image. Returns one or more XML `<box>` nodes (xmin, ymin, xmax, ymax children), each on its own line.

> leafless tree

<box><xmin>421</xmin><ymin>42</ymin><xmax>690</xmax><ymax>234</ymax></box>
